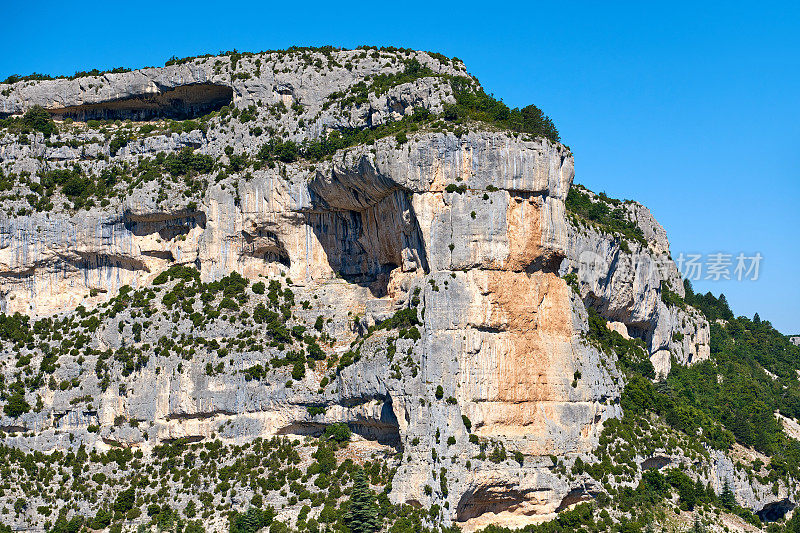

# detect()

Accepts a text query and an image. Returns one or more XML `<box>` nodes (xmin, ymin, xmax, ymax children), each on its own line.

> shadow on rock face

<box><xmin>456</xmin><ymin>484</ymin><xmax>538</xmax><ymax>522</ymax></box>
<box><xmin>123</xmin><ymin>209</ymin><xmax>207</xmax><ymax>240</ymax></box>
<box><xmin>276</xmin><ymin>397</ymin><xmax>402</xmax><ymax>449</ymax></box>
<box><xmin>757</xmin><ymin>498</ymin><xmax>795</xmax><ymax>522</ymax></box>
<box><xmin>47</xmin><ymin>83</ymin><xmax>233</xmax><ymax>122</ymax></box>
<box><xmin>304</xmin><ymin>166</ymin><xmax>428</xmax><ymax>297</ymax></box>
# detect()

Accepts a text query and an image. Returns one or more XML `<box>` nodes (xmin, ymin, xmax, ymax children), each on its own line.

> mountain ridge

<box><xmin>0</xmin><ymin>47</ymin><xmax>797</xmax><ymax>533</ymax></box>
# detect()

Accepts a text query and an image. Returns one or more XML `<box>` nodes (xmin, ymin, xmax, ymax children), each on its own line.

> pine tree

<box><xmin>345</xmin><ymin>469</ymin><xmax>380</xmax><ymax>533</ymax></box>
<box><xmin>719</xmin><ymin>293</ymin><xmax>734</xmax><ymax>320</ymax></box>
<box><xmin>720</xmin><ymin>479</ymin><xmax>736</xmax><ymax>510</ymax></box>
<box><xmin>693</xmin><ymin>516</ymin><xmax>704</xmax><ymax>533</ymax></box>
<box><xmin>243</xmin><ymin>508</ymin><xmax>261</xmax><ymax>533</ymax></box>
<box><xmin>231</xmin><ymin>506</ymin><xmax>273</xmax><ymax>533</ymax></box>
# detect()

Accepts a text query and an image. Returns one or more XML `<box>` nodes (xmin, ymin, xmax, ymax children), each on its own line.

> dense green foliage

<box><xmin>2</xmin><ymin>386</ymin><xmax>30</xmax><ymax>418</ymax></box>
<box><xmin>0</xmin><ymin>105</ymin><xmax>57</xmax><ymax>137</ymax></box>
<box><xmin>163</xmin><ymin>147</ymin><xmax>215</xmax><ymax>176</ymax></box>
<box><xmin>229</xmin><ymin>506</ymin><xmax>275</xmax><ymax>533</ymax></box>
<box><xmin>614</xmin><ymin>278</ymin><xmax>800</xmax><ymax>483</ymax></box>
<box><xmin>660</xmin><ymin>281</ymin><xmax>686</xmax><ymax>310</ymax></box>
<box><xmin>565</xmin><ymin>185</ymin><xmax>645</xmax><ymax>246</ymax></box>
<box><xmin>22</xmin><ymin>106</ymin><xmax>57</xmax><ymax>136</ymax></box>
<box><xmin>322</xmin><ymin>423</ymin><xmax>352</xmax><ymax>443</ymax></box>
<box><xmin>445</xmin><ymin>77</ymin><xmax>560</xmax><ymax>143</ymax></box>
<box><xmin>683</xmin><ymin>280</ymin><xmax>735</xmax><ymax>322</ymax></box>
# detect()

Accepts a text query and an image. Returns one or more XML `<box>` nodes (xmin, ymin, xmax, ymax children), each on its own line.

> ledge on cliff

<box><xmin>46</xmin><ymin>82</ymin><xmax>233</xmax><ymax>121</ymax></box>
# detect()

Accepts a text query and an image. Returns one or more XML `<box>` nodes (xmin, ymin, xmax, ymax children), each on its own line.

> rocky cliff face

<box><xmin>0</xmin><ymin>48</ymin><xmax>772</xmax><ymax>532</ymax></box>
<box><xmin>559</xmin><ymin>200</ymin><xmax>710</xmax><ymax>378</ymax></box>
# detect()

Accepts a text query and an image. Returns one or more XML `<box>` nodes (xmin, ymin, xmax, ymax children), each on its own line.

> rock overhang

<box><xmin>45</xmin><ymin>82</ymin><xmax>234</xmax><ymax>122</ymax></box>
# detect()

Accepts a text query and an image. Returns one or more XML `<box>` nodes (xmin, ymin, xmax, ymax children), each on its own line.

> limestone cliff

<box><xmin>0</xmin><ymin>48</ymin><xmax>775</xmax><ymax>532</ymax></box>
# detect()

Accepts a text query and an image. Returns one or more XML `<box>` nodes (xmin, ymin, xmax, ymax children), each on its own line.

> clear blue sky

<box><xmin>3</xmin><ymin>1</ymin><xmax>799</xmax><ymax>332</ymax></box>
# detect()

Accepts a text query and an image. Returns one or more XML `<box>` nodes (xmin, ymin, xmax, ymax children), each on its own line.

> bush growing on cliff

<box><xmin>660</xmin><ymin>281</ymin><xmax>686</xmax><ymax>310</ymax></box>
<box><xmin>258</xmin><ymin>140</ymin><xmax>299</xmax><ymax>163</ymax></box>
<box><xmin>108</xmin><ymin>133</ymin><xmax>130</xmax><ymax>156</ymax></box>
<box><xmin>88</xmin><ymin>508</ymin><xmax>112</xmax><ymax>530</ymax></box>
<box><xmin>164</xmin><ymin>148</ymin><xmax>215</xmax><ymax>176</ymax></box>
<box><xmin>47</xmin><ymin>514</ymin><xmax>85</xmax><ymax>533</ymax></box>
<box><xmin>586</xmin><ymin>307</ymin><xmax>653</xmax><ymax>378</ymax></box>
<box><xmin>22</xmin><ymin>105</ymin><xmax>57</xmax><ymax>136</ymax></box>
<box><xmin>682</xmin><ymin>280</ymin><xmax>734</xmax><ymax>322</ymax></box>
<box><xmin>369</xmin><ymin>307</ymin><xmax>419</xmax><ymax>334</ymax></box>
<box><xmin>3</xmin><ymin>388</ymin><xmax>30</xmax><ymax>418</ymax></box>
<box><xmin>322</xmin><ymin>423</ymin><xmax>351</xmax><ymax>443</ymax></box>
<box><xmin>565</xmin><ymin>185</ymin><xmax>645</xmax><ymax>245</ymax></box>
<box><xmin>230</xmin><ymin>506</ymin><xmax>275</xmax><ymax>533</ymax></box>
<box><xmin>112</xmin><ymin>487</ymin><xmax>135</xmax><ymax>515</ymax></box>
<box><xmin>444</xmin><ymin>77</ymin><xmax>560</xmax><ymax>143</ymax></box>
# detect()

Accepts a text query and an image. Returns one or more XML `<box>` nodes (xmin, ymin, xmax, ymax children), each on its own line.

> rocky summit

<box><xmin>0</xmin><ymin>47</ymin><xmax>797</xmax><ymax>533</ymax></box>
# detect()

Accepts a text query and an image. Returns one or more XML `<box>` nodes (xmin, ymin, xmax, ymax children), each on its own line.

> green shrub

<box><xmin>661</xmin><ymin>281</ymin><xmax>686</xmax><ymax>309</ymax></box>
<box><xmin>22</xmin><ymin>105</ymin><xmax>57</xmax><ymax>136</ymax></box>
<box><xmin>164</xmin><ymin>147</ymin><xmax>214</xmax><ymax>176</ymax></box>
<box><xmin>345</xmin><ymin>469</ymin><xmax>380</xmax><ymax>533</ymax></box>
<box><xmin>230</xmin><ymin>506</ymin><xmax>275</xmax><ymax>533</ymax></box>
<box><xmin>292</xmin><ymin>361</ymin><xmax>306</xmax><ymax>380</ymax></box>
<box><xmin>3</xmin><ymin>390</ymin><xmax>30</xmax><ymax>418</ymax></box>
<box><xmin>444</xmin><ymin>77</ymin><xmax>560</xmax><ymax>143</ymax></box>
<box><xmin>323</xmin><ymin>423</ymin><xmax>351</xmax><ymax>443</ymax></box>
<box><xmin>112</xmin><ymin>487</ymin><xmax>135</xmax><ymax>514</ymax></box>
<box><xmin>307</xmin><ymin>405</ymin><xmax>327</xmax><ymax>416</ymax></box>
<box><xmin>566</xmin><ymin>185</ymin><xmax>645</xmax><ymax>244</ymax></box>
<box><xmin>586</xmin><ymin>307</ymin><xmax>653</xmax><ymax>378</ymax></box>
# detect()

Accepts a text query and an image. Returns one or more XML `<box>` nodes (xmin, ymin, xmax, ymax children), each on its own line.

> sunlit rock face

<box><xmin>0</xmin><ymin>49</ymin><xmax>715</xmax><ymax>530</ymax></box>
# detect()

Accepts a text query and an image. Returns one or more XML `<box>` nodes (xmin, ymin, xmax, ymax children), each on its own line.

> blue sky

<box><xmin>3</xmin><ymin>1</ymin><xmax>799</xmax><ymax>332</ymax></box>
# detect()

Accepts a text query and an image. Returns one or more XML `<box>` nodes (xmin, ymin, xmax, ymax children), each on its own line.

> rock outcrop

<box><xmin>559</xmin><ymin>214</ymin><xmax>710</xmax><ymax>377</ymax></box>
<box><xmin>0</xmin><ymin>48</ymin><xmax>761</xmax><ymax>531</ymax></box>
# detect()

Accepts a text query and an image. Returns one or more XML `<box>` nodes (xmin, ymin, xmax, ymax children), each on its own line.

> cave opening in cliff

<box><xmin>304</xmin><ymin>187</ymin><xmax>429</xmax><ymax>297</ymax></box>
<box><xmin>277</xmin><ymin>419</ymin><xmax>401</xmax><ymax>449</ymax></box>
<box><xmin>757</xmin><ymin>499</ymin><xmax>795</xmax><ymax>522</ymax></box>
<box><xmin>47</xmin><ymin>83</ymin><xmax>233</xmax><ymax>122</ymax></box>
<box><xmin>456</xmin><ymin>485</ymin><xmax>534</xmax><ymax>523</ymax></box>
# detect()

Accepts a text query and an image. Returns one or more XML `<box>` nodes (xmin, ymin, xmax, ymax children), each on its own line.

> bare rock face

<box><xmin>559</xmin><ymin>206</ymin><xmax>710</xmax><ymax>377</ymax></box>
<box><xmin>0</xmin><ymin>49</ymin><xmax>728</xmax><ymax>530</ymax></box>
